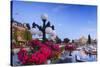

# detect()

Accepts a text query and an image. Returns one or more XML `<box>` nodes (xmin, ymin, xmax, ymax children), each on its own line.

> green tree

<box><xmin>55</xmin><ymin>36</ymin><xmax>62</xmax><ymax>44</ymax></box>
<box><xmin>87</xmin><ymin>34</ymin><xmax>91</xmax><ymax>44</ymax></box>
<box><xmin>72</xmin><ymin>40</ymin><xmax>75</xmax><ymax>43</ymax></box>
<box><xmin>63</xmin><ymin>38</ymin><xmax>70</xmax><ymax>43</ymax></box>
<box><xmin>23</xmin><ymin>29</ymin><xmax>32</xmax><ymax>41</ymax></box>
<box><xmin>12</xmin><ymin>27</ymin><xmax>19</xmax><ymax>44</ymax></box>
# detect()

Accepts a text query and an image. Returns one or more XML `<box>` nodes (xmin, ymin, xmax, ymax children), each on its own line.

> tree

<box><xmin>55</xmin><ymin>36</ymin><xmax>62</xmax><ymax>44</ymax></box>
<box><xmin>87</xmin><ymin>34</ymin><xmax>91</xmax><ymax>44</ymax></box>
<box><xmin>72</xmin><ymin>40</ymin><xmax>75</xmax><ymax>43</ymax></box>
<box><xmin>63</xmin><ymin>38</ymin><xmax>70</xmax><ymax>43</ymax></box>
<box><xmin>12</xmin><ymin>27</ymin><xmax>19</xmax><ymax>45</ymax></box>
<box><xmin>23</xmin><ymin>29</ymin><xmax>32</xmax><ymax>41</ymax></box>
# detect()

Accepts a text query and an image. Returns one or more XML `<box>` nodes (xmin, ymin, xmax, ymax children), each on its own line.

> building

<box><xmin>78</xmin><ymin>36</ymin><xmax>87</xmax><ymax>45</ymax></box>
<box><xmin>74</xmin><ymin>36</ymin><xmax>87</xmax><ymax>46</ymax></box>
<box><xmin>12</xmin><ymin>20</ymin><xmax>32</xmax><ymax>45</ymax></box>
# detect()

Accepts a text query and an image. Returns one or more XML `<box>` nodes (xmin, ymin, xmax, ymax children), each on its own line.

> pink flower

<box><xmin>17</xmin><ymin>40</ymin><xmax>53</xmax><ymax>65</ymax></box>
<box><xmin>30</xmin><ymin>53</ymin><xmax>39</xmax><ymax>63</ymax></box>
<box><xmin>36</xmin><ymin>52</ymin><xmax>46</xmax><ymax>64</ymax></box>
<box><xmin>65</xmin><ymin>43</ymin><xmax>76</xmax><ymax>51</ymax></box>
<box><xmin>28</xmin><ymin>39</ymin><xmax>41</xmax><ymax>47</ymax></box>
<box><xmin>51</xmin><ymin>44</ymin><xmax>60</xmax><ymax>51</ymax></box>
<box><xmin>17</xmin><ymin>48</ymin><xmax>29</xmax><ymax>64</ymax></box>
<box><xmin>22</xmin><ymin>54</ymin><xmax>29</xmax><ymax>64</ymax></box>
<box><xmin>17</xmin><ymin>48</ymin><xmax>27</xmax><ymax>61</ymax></box>
<box><xmin>39</xmin><ymin>47</ymin><xmax>51</xmax><ymax>58</ymax></box>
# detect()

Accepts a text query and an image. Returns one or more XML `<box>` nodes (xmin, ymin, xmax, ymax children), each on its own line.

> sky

<box><xmin>11</xmin><ymin>1</ymin><xmax>97</xmax><ymax>40</ymax></box>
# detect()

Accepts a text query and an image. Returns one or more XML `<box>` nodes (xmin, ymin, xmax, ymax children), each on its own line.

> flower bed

<box><xmin>17</xmin><ymin>39</ymin><xmax>62</xmax><ymax>65</ymax></box>
<box><xmin>65</xmin><ymin>43</ymin><xmax>76</xmax><ymax>56</ymax></box>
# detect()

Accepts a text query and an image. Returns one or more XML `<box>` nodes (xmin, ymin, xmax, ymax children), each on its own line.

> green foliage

<box><xmin>87</xmin><ymin>34</ymin><xmax>91</xmax><ymax>44</ymax></box>
<box><xmin>23</xmin><ymin>29</ymin><xmax>32</xmax><ymax>41</ymax></box>
<box><xmin>12</xmin><ymin>27</ymin><xmax>18</xmax><ymax>43</ymax></box>
<box><xmin>55</xmin><ymin>36</ymin><xmax>62</xmax><ymax>44</ymax></box>
<box><xmin>63</xmin><ymin>38</ymin><xmax>70</xmax><ymax>43</ymax></box>
<box><xmin>12</xmin><ymin>27</ymin><xmax>32</xmax><ymax>45</ymax></box>
<box><xmin>60</xmin><ymin>46</ymin><xmax>65</xmax><ymax>51</ymax></box>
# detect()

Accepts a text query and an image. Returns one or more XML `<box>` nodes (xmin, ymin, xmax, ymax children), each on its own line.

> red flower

<box><xmin>51</xmin><ymin>44</ymin><xmax>60</xmax><ymax>51</ymax></box>
<box><xmin>39</xmin><ymin>47</ymin><xmax>51</xmax><ymax>58</ymax></box>
<box><xmin>36</xmin><ymin>52</ymin><xmax>46</xmax><ymax>64</ymax></box>
<box><xmin>30</xmin><ymin>53</ymin><xmax>39</xmax><ymax>63</ymax></box>
<box><xmin>22</xmin><ymin>54</ymin><xmax>29</xmax><ymax>64</ymax></box>
<box><xmin>17</xmin><ymin>40</ymin><xmax>53</xmax><ymax>65</ymax></box>
<box><xmin>17</xmin><ymin>48</ymin><xmax>27</xmax><ymax>61</ymax></box>
<box><xmin>17</xmin><ymin>48</ymin><xmax>29</xmax><ymax>64</ymax></box>
<box><xmin>65</xmin><ymin>43</ymin><xmax>76</xmax><ymax>51</ymax></box>
<box><xmin>28</xmin><ymin>39</ymin><xmax>41</xmax><ymax>47</ymax></box>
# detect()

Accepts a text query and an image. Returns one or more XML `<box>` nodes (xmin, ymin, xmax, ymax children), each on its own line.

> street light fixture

<box><xmin>41</xmin><ymin>13</ymin><xmax>48</xmax><ymax>22</ymax></box>
<box><xmin>30</xmin><ymin>14</ymin><xmax>55</xmax><ymax>43</ymax></box>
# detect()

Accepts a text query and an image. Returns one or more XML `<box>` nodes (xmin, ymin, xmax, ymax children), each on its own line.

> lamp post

<box><xmin>31</xmin><ymin>14</ymin><xmax>55</xmax><ymax>43</ymax></box>
<box><xmin>41</xmin><ymin>14</ymin><xmax>48</xmax><ymax>43</ymax></box>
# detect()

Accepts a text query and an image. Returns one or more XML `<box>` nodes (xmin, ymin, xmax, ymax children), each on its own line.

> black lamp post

<box><xmin>31</xmin><ymin>14</ymin><xmax>55</xmax><ymax>43</ymax></box>
<box><xmin>41</xmin><ymin>14</ymin><xmax>47</xmax><ymax>43</ymax></box>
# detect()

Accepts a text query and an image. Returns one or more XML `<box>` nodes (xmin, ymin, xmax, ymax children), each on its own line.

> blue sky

<box><xmin>11</xmin><ymin>1</ymin><xmax>97</xmax><ymax>40</ymax></box>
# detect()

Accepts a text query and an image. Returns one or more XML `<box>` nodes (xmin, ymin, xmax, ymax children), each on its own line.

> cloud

<box><xmin>86</xmin><ymin>28</ymin><xmax>97</xmax><ymax>32</ymax></box>
<box><xmin>58</xmin><ymin>23</ymin><xmax>62</xmax><ymax>26</ymax></box>
<box><xmin>52</xmin><ymin>5</ymin><xmax>69</xmax><ymax>13</ymax></box>
<box><xmin>87</xmin><ymin>20</ymin><xmax>96</xmax><ymax>25</ymax></box>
